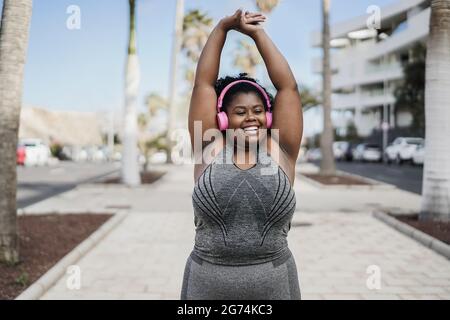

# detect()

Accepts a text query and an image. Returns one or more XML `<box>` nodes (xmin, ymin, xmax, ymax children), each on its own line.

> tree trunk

<box><xmin>122</xmin><ymin>0</ymin><xmax>141</xmax><ymax>186</ymax></box>
<box><xmin>166</xmin><ymin>0</ymin><xmax>184</xmax><ymax>164</ymax></box>
<box><xmin>0</xmin><ymin>0</ymin><xmax>33</xmax><ymax>264</ymax></box>
<box><xmin>420</xmin><ymin>0</ymin><xmax>450</xmax><ymax>222</ymax></box>
<box><xmin>320</xmin><ymin>0</ymin><xmax>336</xmax><ymax>175</ymax></box>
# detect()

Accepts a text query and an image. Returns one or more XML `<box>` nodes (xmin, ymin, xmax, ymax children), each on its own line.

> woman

<box><xmin>182</xmin><ymin>9</ymin><xmax>303</xmax><ymax>300</ymax></box>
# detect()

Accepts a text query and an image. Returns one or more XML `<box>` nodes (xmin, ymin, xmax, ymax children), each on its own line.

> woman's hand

<box><xmin>219</xmin><ymin>10</ymin><xmax>266</xmax><ymax>36</ymax></box>
<box><xmin>218</xmin><ymin>9</ymin><xmax>243</xmax><ymax>32</ymax></box>
<box><xmin>237</xmin><ymin>11</ymin><xmax>266</xmax><ymax>38</ymax></box>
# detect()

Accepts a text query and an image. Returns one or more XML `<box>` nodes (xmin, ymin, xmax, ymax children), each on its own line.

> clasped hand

<box><xmin>220</xmin><ymin>9</ymin><xmax>266</xmax><ymax>37</ymax></box>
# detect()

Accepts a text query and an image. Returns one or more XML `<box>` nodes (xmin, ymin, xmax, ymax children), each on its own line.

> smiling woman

<box><xmin>184</xmin><ymin>9</ymin><xmax>303</xmax><ymax>300</ymax></box>
<box><xmin>214</xmin><ymin>74</ymin><xmax>274</xmax><ymax>146</ymax></box>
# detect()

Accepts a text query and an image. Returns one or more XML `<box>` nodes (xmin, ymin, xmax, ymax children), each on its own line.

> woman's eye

<box><xmin>255</xmin><ymin>109</ymin><xmax>262</xmax><ymax>113</ymax></box>
<box><xmin>237</xmin><ymin>112</ymin><xmax>245</xmax><ymax>115</ymax></box>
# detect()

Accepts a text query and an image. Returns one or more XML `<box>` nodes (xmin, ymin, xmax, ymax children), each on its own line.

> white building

<box><xmin>310</xmin><ymin>0</ymin><xmax>430</xmax><ymax>138</ymax></box>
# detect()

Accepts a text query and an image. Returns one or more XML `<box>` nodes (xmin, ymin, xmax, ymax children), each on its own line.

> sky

<box><xmin>0</xmin><ymin>0</ymin><xmax>396</xmax><ymax>114</ymax></box>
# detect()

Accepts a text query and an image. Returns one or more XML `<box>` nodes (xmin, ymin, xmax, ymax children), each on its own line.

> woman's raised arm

<box><xmin>238</xmin><ymin>12</ymin><xmax>303</xmax><ymax>162</ymax></box>
<box><xmin>188</xmin><ymin>10</ymin><xmax>242</xmax><ymax>150</ymax></box>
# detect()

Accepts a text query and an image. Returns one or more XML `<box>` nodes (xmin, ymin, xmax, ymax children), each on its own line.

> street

<box><xmin>17</xmin><ymin>162</ymin><xmax>120</xmax><ymax>209</ymax></box>
<box><xmin>310</xmin><ymin>160</ymin><xmax>423</xmax><ymax>195</ymax></box>
<box><xmin>17</xmin><ymin>159</ymin><xmax>423</xmax><ymax>211</ymax></box>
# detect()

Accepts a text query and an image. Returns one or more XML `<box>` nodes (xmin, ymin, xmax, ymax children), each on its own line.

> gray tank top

<box><xmin>192</xmin><ymin>140</ymin><xmax>296</xmax><ymax>266</ymax></box>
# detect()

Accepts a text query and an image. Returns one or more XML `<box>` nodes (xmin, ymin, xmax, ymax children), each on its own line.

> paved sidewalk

<box><xmin>29</xmin><ymin>163</ymin><xmax>449</xmax><ymax>300</ymax></box>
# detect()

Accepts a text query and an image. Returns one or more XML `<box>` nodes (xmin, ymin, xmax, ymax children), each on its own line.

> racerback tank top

<box><xmin>191</xmin><ymin>139</ymin><xmax>296</xmax><ymax>266</ymax></box>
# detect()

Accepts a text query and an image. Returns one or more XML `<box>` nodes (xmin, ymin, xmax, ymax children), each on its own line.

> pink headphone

<box><xmin>216</xmin><ymin>80</ymin><xmax>273</xmax><ymax>131</ymax></box>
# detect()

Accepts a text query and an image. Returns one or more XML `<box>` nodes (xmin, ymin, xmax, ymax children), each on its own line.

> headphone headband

<box><xmin>217</xmin><ymin>80</ymin><xmax>271</xmax><ymax>112</ymax></box>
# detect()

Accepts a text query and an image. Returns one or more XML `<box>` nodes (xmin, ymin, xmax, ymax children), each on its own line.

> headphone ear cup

<box><xmin>217</xmin><ymin>112</ymin><xmax>229</xmax><ymax>131</ymax></box>
<box><xmin>266</xmin><ymin>112</ymin><xmax>273</xmax><ymax>129</ymax></box>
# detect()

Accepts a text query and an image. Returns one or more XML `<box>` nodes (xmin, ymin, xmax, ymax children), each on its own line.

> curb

<box><xmin>18</xmin><ymin>209</ymin><xmax>118</xmax><ymax>216</ymax></box>
<box><xmin>15</xmin><ymin>211</ymin><xmax>128</xmax><ymax>300</ymax></box>
<box><xmin>372</xmin><ymin>210</ymin><xmax>450</xmax><ymax>260</ymax></box>
<box><xmin>297</xmin><ymin>171</ymin><xmax>397</xmax><ymax>190</ymax></box>
<box><xmin>84</xmin><ymin>169</ymin><xmax>168</xmax><ymax>190</ymax></box>
<box><xmin>337</xmin><ymin>170</ymin><xmax>396</xmax><ymax>189</ymax></box>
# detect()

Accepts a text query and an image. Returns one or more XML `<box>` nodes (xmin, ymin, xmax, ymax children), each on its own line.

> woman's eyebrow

<box><xmin>233</xmin><ymin>104</ymin><xmax>263</xmax><ymax>109</ymax></box>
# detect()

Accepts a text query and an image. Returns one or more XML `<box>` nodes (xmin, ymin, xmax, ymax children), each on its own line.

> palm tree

<box><xmin>122</xmin><ymin>0</ymin><xmax>141</xmax><ymax>186</ymax></box>
<box><xmin>255</xmin><ymin>0</ymin><xmax>279</xmax><ymax>13</ymax></box>
<box><xmin>166</xmin><ymin>0</ymin><xmax>185</xmax><ymax>164</ymax></box>
<box><xmin>179</xmin><ymin>9</ymin><xmax>213</xmax><ymax>148</ymax></box>
<box><xmin>139</xmin><ymin>93</ymin><xmax>168</xmax><ymax>170</ymax></box>
<box><xmin>182</xmin><ymin>9</ymin><xmax>213</xmax><ymax>86</ymax></box>
<box><xmin>320</xmin><ymin>0</ymin><xmax>336</xmax><ymax>175</ymax></box>
<box><xmin>233</xmin><ymin>39</ymin><xmax>263</xmax><ymax>78</ymax></box>
<box><xmin>146</xmin><ymin>92</ymin><xmax>168</xmax><ymax>117</ymax></box>
<box><xmin>250</xmin><ymin>0</ymin><xmax>279</xmax><ymax>82</ymax></box>
<box><xmin>0</xmin><ymin>0</ymin><xmax>33</xmax><ymax>264</ymax></box>
<box><xmin>300</xmin><ymin>86</ymin><xmax>320</xmax><ymax>111</ymax></box>
<box><xmin>420</xmin><ymin>0</ymin><xmax>450</xmax><ymax>222</ymax></box>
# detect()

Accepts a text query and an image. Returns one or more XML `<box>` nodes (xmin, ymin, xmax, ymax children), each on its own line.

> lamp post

<box><xmin>382</xmin><ymin>54</ymin><xmax>389</xmax><ymax>153</ymax></box>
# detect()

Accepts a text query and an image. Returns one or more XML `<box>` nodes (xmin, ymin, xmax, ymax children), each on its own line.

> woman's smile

<box><xmin>243</xmin><ymin>126</ymin><xmax>259</xmax><ymax>136</ymax></box>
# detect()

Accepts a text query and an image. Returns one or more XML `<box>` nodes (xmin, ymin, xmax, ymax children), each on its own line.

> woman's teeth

<box><xmin>243</xmin><ymin>127</ymin><xmax>258</xmax><ymax>136</ymax></box>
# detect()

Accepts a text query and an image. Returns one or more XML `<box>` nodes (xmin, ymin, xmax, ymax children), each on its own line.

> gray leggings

<box><xmin>181</xmin><ymin>249</ymin><xmax>301</xmax><ymax>300</ymax></box>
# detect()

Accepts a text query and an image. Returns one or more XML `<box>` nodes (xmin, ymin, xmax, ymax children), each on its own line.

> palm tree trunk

<box><xmin>420</xmin><ymin>0</ymin><xmax>450</xmax><ymax>222</ymax></box>
<box><xmin>122</xmin><ymin>0</ymin><xmax>141</xmax><ymax>186</ymax></box>
<box><xmin>0</xmin><ymin>0</ymin><xmax>33</xmax><ymax>264</ymax></box>
<box><xmin>320</xmin><ymin>0</ymin><xmax>336</xmax><ymax>175</ymax></box>
<box><xmin>166</xmin><ymin>0</ymin><xmax>184</xmax><ymax>164</ymax></box>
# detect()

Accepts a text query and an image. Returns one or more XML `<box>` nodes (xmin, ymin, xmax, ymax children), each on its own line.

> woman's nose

<box><xmin>245</xmin><ymin>112</ymin><xmax>256</xmax><ymax>121</ymax></box>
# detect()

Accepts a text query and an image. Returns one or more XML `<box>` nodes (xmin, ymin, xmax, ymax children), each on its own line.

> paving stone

<box><xmin>322</xmin><ymin>294</ymin><xmax>363</xmax><ymax>300</ymax></box>
<box><xmin>400</xmin><ymin>294</ymin><xmax>443</xmax><ymax>300</ymax></box>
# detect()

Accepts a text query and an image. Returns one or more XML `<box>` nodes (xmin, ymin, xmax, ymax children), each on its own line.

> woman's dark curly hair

<box><xmin>214</xmin><ymin>73</ymin><xmax>274</xmax><ymax>114</ymax></box>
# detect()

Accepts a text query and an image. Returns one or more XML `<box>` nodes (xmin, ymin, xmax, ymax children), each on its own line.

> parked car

<box><xmin>19</xmin><ymin>138</ymin><xmax>50</xmax><ymax>167</ymax></box>
<box><xmin>149</xmin><ymin>151</ymin><xmax>167</xmax><ymax>164</ymax></box>
<box><xmin>112</xmin><ymin>151</ymin><xmax>122</xmax><ymax>162</ymax></box>
<box><xmin>352</xmin><ymin>143</ymin><xmax>382</xmax><ymax>162</ymax></box>
<box><xmin>306</xmin><ymin>148</ymin><xmax>322</xmax><ymax>162</ymax></box>
<box><xmin>333</xmin><ymin>141</ymin><xmax>353</xmax><ymax>161</ymax></box>
<box><xmin>384</xmin><ymin>137</ymin><xmax>424</xmax><ymax>164</ymax></box>
<box><xmin>352</xmin><ymin>144</ymin><xmax>366</xmax><ymax>161</ymax></box>
<box><xmin>92</xmin><ymin>147</ymin><xmax>107</xmax><ymax>162</ymax></box>
<box><xmin>412</xmin><ymin>142</ymin><xmax>425</xmax><ymax>166</ymax></box>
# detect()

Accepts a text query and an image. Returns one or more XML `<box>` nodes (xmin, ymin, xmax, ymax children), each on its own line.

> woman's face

<box><xmin>226</xmin><ymin>92</ymin><xmax>268</xmax><ymax>146</ymax></box>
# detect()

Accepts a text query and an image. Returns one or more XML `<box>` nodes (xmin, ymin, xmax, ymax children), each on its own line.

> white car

<box><xmin>362</xmin><ymin>144</ymin><xmax>382</xmax><ymax>162</ymax></box>
<box><xmin>353</xmin><ymin>143</ymin><xmax>382</xmax><ymax>162</ymax></box>
<box><xmin>75</xmin><ymin>149</ymin><xmax>88</xmax><ymax>162</ymax></box>
<box><xmin>19</xmin><ymin>138</ymin><xmax>50</xmax><ymax>167</ymax></box>
<box><xmin>149</xmin><ymin>151</ymin><xmax>167</xmax><ymax>164</ymax></box>
<box><xmin>333</xmin><ymin>141</ymin><xmax>353</xmax><ymax>161</ymax></box>
<box><xmin>412</xmin><ymin>143</ymin><xmax>425</xmax><ymax>166</ymax></box>
<box><xmin>306</xmin><ymin>148</ymin><xmax>322</xmax><ymax>162</ymax></box>
<box><xmin>333</xmin><ymin>141</ymin><xmax>346</xmax><ymax>160</ymax></box>
<box><xmin>92</xmin><ymin>148</ymin><xmax>107</xmax><ymax>162</ymax></box>
<box><xmin>384</xmin><ymin>137</ymin><xmax>424</xmax><ymax>164</ymax></box>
